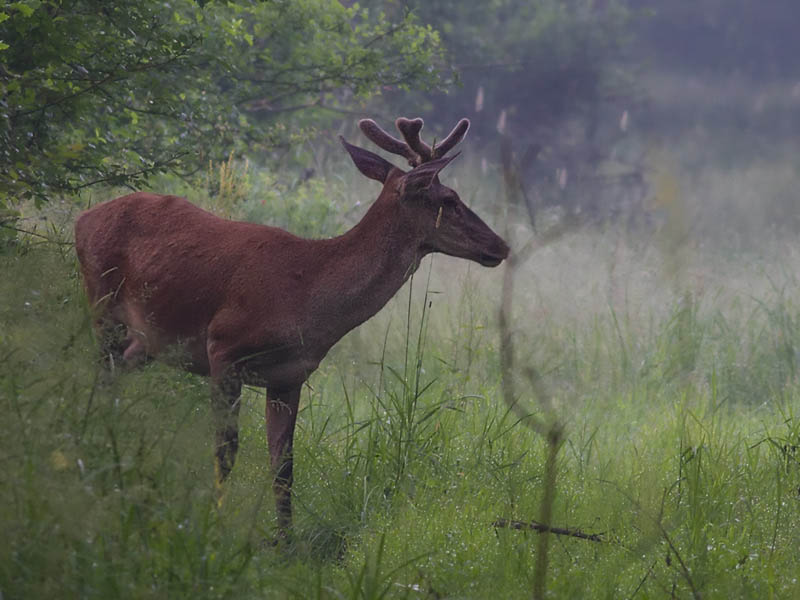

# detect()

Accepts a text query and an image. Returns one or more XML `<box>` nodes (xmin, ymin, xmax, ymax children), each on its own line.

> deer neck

<box><xmin>310</xmin><ymin>179</ymin><xmax>426</xmax><ymax>346</ymax></box>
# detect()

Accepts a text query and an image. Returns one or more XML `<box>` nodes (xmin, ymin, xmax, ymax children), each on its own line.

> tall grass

<box><xmin>2</xmin><ymin>156</ymin><xmax>799</xmax><ymax>598</ymax></box>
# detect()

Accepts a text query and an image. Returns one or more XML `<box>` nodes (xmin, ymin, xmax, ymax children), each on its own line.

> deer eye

<box><xmin>441</xmin><ymin>194</ymin><xmax>459</xmax><ymax>208</ymax></box>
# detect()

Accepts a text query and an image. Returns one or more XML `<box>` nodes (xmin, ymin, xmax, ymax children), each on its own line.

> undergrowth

<box><xmin>1</xmin><ymin>181</ymin><xmax>799</xmax><ymax>598</ymax></box>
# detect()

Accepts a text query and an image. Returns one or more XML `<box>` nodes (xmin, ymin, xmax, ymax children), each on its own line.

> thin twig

<box><xmin>493</xmin><ymin>517</ymin><xmax>604</xmax><ymax>543</ymax></box>
<box><xmin>533</xmin><ymin>427</ymin><xmax>563</xmax><ymax>600</ymax></box>
<box><xmin>497</xmin><ymin>141</ymin><xmax>576</xmax><ymax>600</ymax></box>
<box><xmin>0</xmin><ymin>223</ymin><xmax>75</xmax><ymax>246</ymax></box>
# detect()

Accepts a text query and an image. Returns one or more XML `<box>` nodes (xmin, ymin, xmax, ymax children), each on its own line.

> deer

<box><xmin>74</xmin><ymin>116</ymin><xmax>509</xmax><ymax>537</ymax></box>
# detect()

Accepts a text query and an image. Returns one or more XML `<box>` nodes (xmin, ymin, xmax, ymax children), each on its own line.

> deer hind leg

<box><xmin>89</xmin><ymin>287</ymin><xmax>147</xmax><ymax>373</ymax></box>
<box><xmin>83</xmin><ymin>267</ymin><xmax>128</xmax><ymax>372</ymax></box>
<box><xmin>94</xmin><ymin>316</ymin><xmax>152</xmax><ymax>373</ymax></box>
<box><xmin>211</xmin><ymin>373</ymin><xmax>243</xmax><ymax>504</ymax></box>
<box><xmin>266</xmin><ymin>386</ymin><xmax>301</xmax><ymax>536</ymax></box>
<box><xmin>94</xmin><ymin>316</ymin><xmax>128</xmax><ymax>372</ymax></box>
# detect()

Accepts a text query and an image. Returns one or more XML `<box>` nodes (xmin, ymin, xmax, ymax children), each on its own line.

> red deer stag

<box><xmin>74</xmin><ymin>117</ymin><xmax>509</xmax><ymax>536</ymax></box>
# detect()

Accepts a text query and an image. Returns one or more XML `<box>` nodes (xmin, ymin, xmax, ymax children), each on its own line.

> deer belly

<box><xmin>117</xmin><ymin>304</ymin><xmax>211</xmax><ymax>374</ymax></box>
<box><xmin>238</xmin><ymin>354</ymin><xmax>322</xmax><ymax>389</ymax></box>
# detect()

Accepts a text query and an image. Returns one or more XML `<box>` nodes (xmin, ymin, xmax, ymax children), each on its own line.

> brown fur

<box><xmin>74</xmin><ymin>122</ymin><xmax>509</xmax><ymax>536</ymax></box>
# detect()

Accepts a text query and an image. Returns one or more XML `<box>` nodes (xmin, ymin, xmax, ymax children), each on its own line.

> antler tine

<box><xmin>359</xmin><ymin>119</ymin><xmax>419</xmax><ymax>167</ymax></box>
<box><xmin>431</xmin><ymin>118</ymin><xmax>470</xmax><ymax>159</ymax></box>
<box><xmin>395</xmin><ymin>117</ymin><xmax>433</xmax><ymax>164</ymax></box>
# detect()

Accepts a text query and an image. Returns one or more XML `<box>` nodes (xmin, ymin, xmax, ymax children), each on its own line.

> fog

<box><xmin>380</xmin><ymin>1</ymin><xmax>800</xmax><ymax>250</ymax></box>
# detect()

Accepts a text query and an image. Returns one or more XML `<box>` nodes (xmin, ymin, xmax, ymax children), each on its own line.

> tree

<box><xmin>372</xmin><ymin>1</ymin><xmax>633</xmax><ymax>141</ymax></box>
<box><xmin>0</xmin><ymin>0</ymin><xmax>447</xmax><ymax>207</ymax></box>
<box><xmin>365</xmin><ymin>0</ymin><xmax>641</xmax><ymax>223</ymax></box>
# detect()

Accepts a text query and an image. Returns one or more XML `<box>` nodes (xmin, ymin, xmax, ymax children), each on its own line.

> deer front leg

<box><xmin>211</xmin><ymin>373</ymin><xmax>243</xmax><ymax>501</ymax></box>
<box><xmin>266</xmin><ymin>386</ymin><xmax>301</xmax><ymax>535</ymax></box>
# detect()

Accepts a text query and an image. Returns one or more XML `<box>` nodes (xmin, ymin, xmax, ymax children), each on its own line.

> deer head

<box><xmin>340</xmin><ymin>117</ymin><xmax>509</xmax><ymax>267</ymax></box>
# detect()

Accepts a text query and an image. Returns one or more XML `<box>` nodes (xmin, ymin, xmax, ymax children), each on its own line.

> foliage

<box><xmin>0</xmin><ymin>0</ymin><xmax>446</xmax><ymax>207</ymax></box>
<box><xmin>3</xmin><ymin>2</ymin><xmax>800</xmax><ymax>596</ymax></box>
<box><xmin>150</xmin><ymin>153</ymin><xmax>351</xmax><ymax>239</ymax></box>
<box><xmin>2</xmin><ymin>194</ymin><xmax>800</xmax><ymax>597</ymax></box>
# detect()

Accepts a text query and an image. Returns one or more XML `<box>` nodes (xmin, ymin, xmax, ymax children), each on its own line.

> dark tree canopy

<box><xmin>0</xmin><ymin>0</ymin><xmax>446</xmax><ymax>206</ymax></box>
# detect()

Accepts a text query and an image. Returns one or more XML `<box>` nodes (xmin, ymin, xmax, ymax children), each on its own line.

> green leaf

<box><xmin>8</xmin><ymin>2</ymin><xmax>36</xmax><ymax>18</ymax></box>
<box><xmin>0</xmin><ymin>0</ymin><xmax>445</xmax><ymax>205</ymax></box>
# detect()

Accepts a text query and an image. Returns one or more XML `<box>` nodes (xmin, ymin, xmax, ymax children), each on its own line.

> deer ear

<box><xmin>403</xmin><ymin>152</ymin><xmax>460</xmax><ymax>192</ymax></box>
<box><xmin>340</xmin><ymin>136</ymin><xmax>397</xmax><ymax>183</ymax></box>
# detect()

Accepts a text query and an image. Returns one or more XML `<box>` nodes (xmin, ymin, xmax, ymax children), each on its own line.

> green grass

<box><xmin>2</xmin><ymin>181</ymin><xmax>800</xmax><ymax>599</ymax></box>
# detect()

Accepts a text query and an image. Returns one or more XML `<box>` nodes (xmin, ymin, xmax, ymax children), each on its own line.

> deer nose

<box><xmin>479</xmin><ymin>238</ymin><xmax>510</xmax><ymax>267</ymax></box>
<box><xmin>498</xmin><ymin>239</ymin><xmax>510</xmax><ymax>259</ymax></box>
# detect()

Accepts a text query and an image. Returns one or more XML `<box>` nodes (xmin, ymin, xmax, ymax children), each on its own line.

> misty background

<box><xmin>3</xmin><ymin>0</ymin><xmax>799</xmax><ymax>249</ymax></box>
<box><xmin>377</xmin><ymin>0</ymin><xmax>800</xmax><ymax>247</ymax></box>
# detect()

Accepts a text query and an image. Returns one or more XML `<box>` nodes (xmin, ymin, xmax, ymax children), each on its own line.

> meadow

<box><xmin>1</xmin><ymin>152</ymin><xmax>799</xmax><ymax>599</ymax></box>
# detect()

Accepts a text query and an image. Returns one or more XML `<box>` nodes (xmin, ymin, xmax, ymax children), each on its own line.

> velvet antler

<box><xmin>433</xmin><ymin>118</ymin><xmax>470</xmax><ymax>159</ymax></box>
<box><xmin>358</xmin><ymin>119</ymin><xmax>419</xmax><ymax>166</ymax></box>
<box><xmin>395</xmin><ymin>117</ymin><xmax>431</xmax><ymax>164</ymax></box>
<box><xmin>358</xmin><ymin>117</ymin><xmax>471</xmax><ymax>168</ymax></box>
